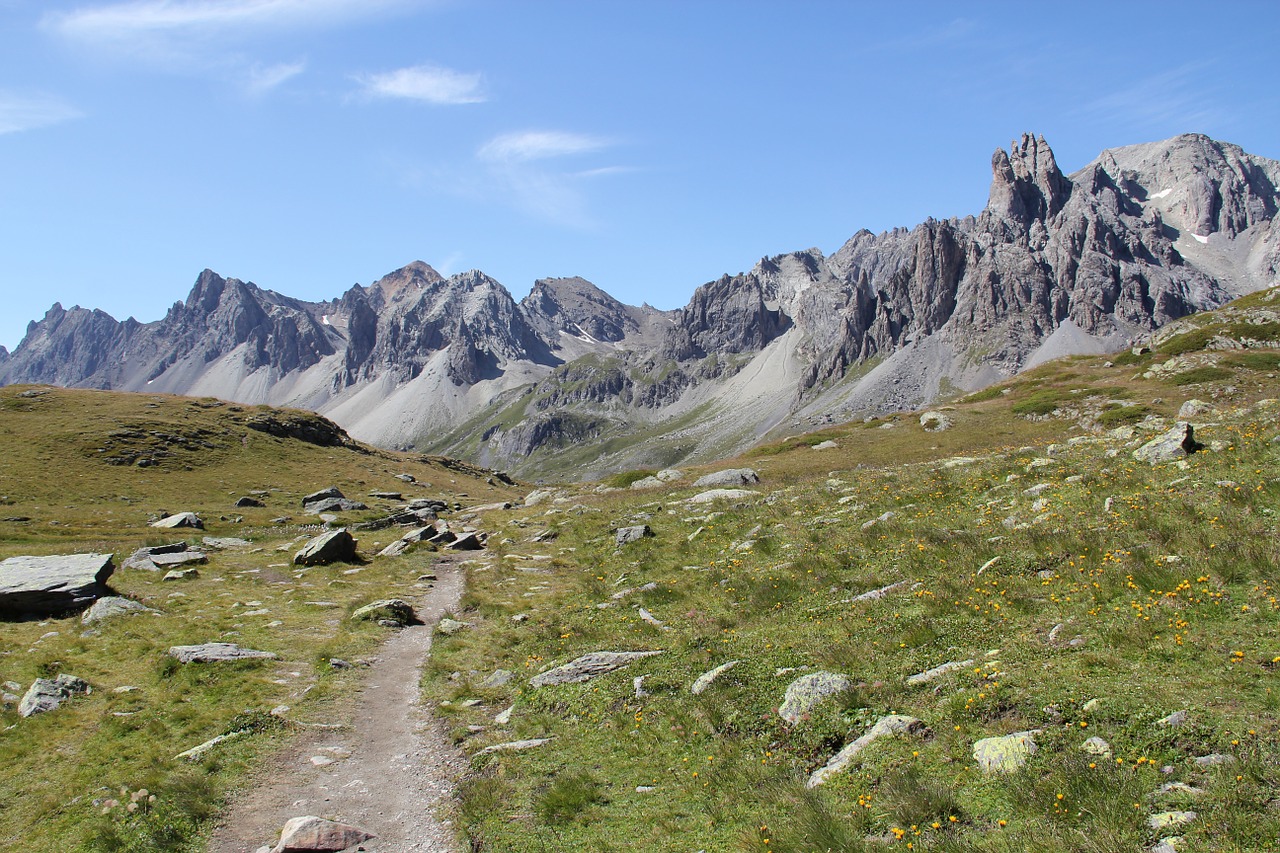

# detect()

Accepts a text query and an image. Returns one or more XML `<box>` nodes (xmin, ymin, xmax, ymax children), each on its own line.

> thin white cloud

<box><xmin>0</xmin><ymin>92</ymin><xmax>82</xmax><ymax>135</ymax></box>
<box><xmin>1075</xmin><ymin>63</ymin><xmax>1227</xmax><ymax>130</ymax></box>
<box><xmin>245</xmin><ymin>59</ymin><xmax>305</xmax><ymax>95</ymax></box>
<box><xmin>478</xmin><ymin>130</ymin><xmax>610</xmax><ymax>163</ymax></box>
<box><xmin>44</xmin><ymin>0</ymin><xmax>412</xmax><ymax>42</ymax></box>
<box><xmin>356</xmin><ymin>64</ymin><xmax>486</xmax><ymax>105</ymax></box>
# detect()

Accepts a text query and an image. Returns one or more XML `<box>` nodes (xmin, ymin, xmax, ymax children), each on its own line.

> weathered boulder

<box><xmin>447</xmin><ymin>532</ymin><xmax>485</xmax><ymax>551</ymax></box>
<box><xmin>150</xmin><ymin>512</ymin><xmax>204</xmax><ymax>529</ymax></box>
<box><xmin>18</xmin><ymin>674</ymin><xmax>92</xmax><ymax>717</ymax></box>
<box><xmin>161</xmin><ymin>568</ymin><xmax>200</xmax><ymax>581</ymax></box>
<box><xmin>808</xmin><ymin>715</ymin><xmax>928</xmax><ymax>787</ymax></box>
<box><xmin>351</xmin><ymin>599</ymin><xmax>416</xmax><ymax>626</ymax></box>
<box><xmin>615</xmin><ymin>525</ymin><xmax>654</xmax><ymax>546</ymax></box>
<box><xmin>377</xmin><ymin>539</ymin><xmax>411</xmax><ymax>557</ymax></box>
<box><xmin>692</xmin><ymin>468</ymin><xmax>760</xmax><ymax>488</ymax></box>
<box><xmin>1148</xmin><ymin>811</ymin><xmax>1197</xmax><ymax>831</ymax></box>
<box><xmin>779</xmin><ymin>671</ymin><xmax>851</xmax><ymax>723</ymax></box>
<box><xmin>301</xmin><ymin>487</ymin><xmax>343</xmax><ymax>507</ymax></box>
<box><xmin>123</xmin><ymin>542</ymin><xmax>189</xmax><ymax>570</ymax></box>
<box><xmin>294</xmin><ymin>530</ymin><xmax>357</xmax><ymax>566</ymax></box>
<box><xmin>1133</xmin><ymin>423</ymin><xmax>1201</xmax><ymax>464</ymax></box>
<box><xmin>474</xmin><ymin>737</ymin><xmax>554</xmax><ymax>757</ymax></box>
<box><xmin>530</xmin><ymin>650</ymin><xmax>663</xmax><ymax>687</ymax></box>
<box><xmin>905</xmin><ymin>659</ymin><xmax>974</xmax><ymax>687</ymax></box>
<box><xmin>919</xmin><ymin>411</ymin><xmax>953</xmax><ymax>431</ymax></box>
<box><xmin>0</xmin><ymin>553</ymin><xmax>114</xmax><ymax>617</ymax></box>
<box><xmin>149</xmin><ymin>551</ymin><xmax>207</xmax><ymax>568</ymax></box>
<box><xmin>685</xmin><ymin>488</ymin><xmax>759</xmax><ymax>504</ymax></box>
<box><xmin>167</xmin><ymin>643</ymin><xmax>278</xmax><ymax>664</ymax></box>
<box><xmin>82</xmin><ymin>596</ymin><xmax>156</xmax><ymax>626</ymax></box>
<box><xmin>973</xmin><ymin>730</ymin><xmax>1039</xmax><ymax>772</ymax></box>
<box><xmin>437</xmin><ymin>617</ymin><xmax>471</xmax><ymax>636</ymax></box>
<box><xmin>235</xmin><ymin>496</ymin><xmax>265</xmax><ymax>508</ymax></box>
<box><xmin>270</xmin><ymin>815</ymin><xmax>375</xmax><ymax>852</ymax></box>
<box><xmin>202</xmin><ymin>536</ymin><xmax>251</xmax><ymax>549</ymax></box>
<box><xmin>304</xmin><ymin>497</ymin><xmax>368</xmax><ymax>514</ymax></box>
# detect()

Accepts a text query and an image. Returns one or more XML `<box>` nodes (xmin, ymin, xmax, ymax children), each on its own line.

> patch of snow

<box><xmin>1192</xmin><ymin>233</ymin><xmax>1209</xmax><ymax>244</ymax></box>
<box><xmin>1151</xmin><ymin>188</ymin><xmax>1173</xmax><ymax>200</ymax></box>
<box><xmin>321</xmin><ymin>315</ymin><xmax>330</xmax><ymax>325</ymax></box>
<box><xmin>571</xmin><ymin>323</ymin><xmax>598</xmax><ymax>344</ymax></box>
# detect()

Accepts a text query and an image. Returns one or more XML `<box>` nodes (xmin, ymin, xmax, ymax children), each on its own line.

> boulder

<box><xmin>0</xmin><ymin>553</ymin><xmax>115</xmax><ymax>617</ymax></box>
<box><xmin>692</xmin><ymin>468</ymin><xmax>760</xmax><ymax>488</ymax></box>
<box><xmin>150</xmin><ymin>512</ymin><xmax>204</xmax><ymax>529</ymax></box>
<box><xmin>808</xmin><ymin>715</ymin><xmax>928</xmax><ymax>787</ymax></box>
<box><xmin>82</xmin><ymin>596</ymin><xmax>156</xmax><ymax>626</ymax></box>
<box><xmin>301</xmin><ymin>487</ymin><xmax>343</xmax><ymax>507</ymax></box>
<box><xmin>368</xmin><ymin>491</ymin><xmax>403</xmax><ymax>501</ymax></box>
<box><xmin>1133</xmin><ymin>423</ymin><xmax>1201</xmax><ymax>465</ymax></box>
<box><xmin>615</xmin><ymin>525</ymin><xmax>654</xmax><ymax>546</ymax></box>
<box><xmin>162</xmin><ymin>568</ymin><xmax>200</xmax><ymax>581</ymax></box>
<box><xmin>18</xmin><ymin>674</ymin><xmax>91</xmax><ymax>717</ymax></box>
<box><xmin>437</xmin><ymin>618</ymin><xmax>471</xmax><ymax>636</ymax></box>
<box><xmin>685</xmin><ymin>489</ymin><xmax>759</xmax><ymax>505</ymax></box>
<box><xmin>270</xmin><ymin>815</ymin><xmax>375</xmax><ymax>853</ymax></box>
<box><xmin>530</xmin><ymin>650</ymin><xmax>663</xmax><ymax>687</ymax></box>
<box><xmin>294</xmin><ymin>530</ymin><xmax>357</xmax><ymax>566</ymax></box>
<box><xmin>351</xmin><ymin>599</ymin><xmax>416</xmax><ymax>626</ymax></box>
<box><xmin>123</xmin><ymin>542</ymin><xmax>189</xmax><ymax>570</ymax></box>
<box><xmin>779</xmin><ymin>671</ymin><xmax>851</xmax><ymax>723</ymax></box>
<box><xmin>304</xmin><ymin>497</ymin><xmax>368</xmax><ymax>514</ymax></box>
<box><xmin>447</xmin><ymin>532</ymin><xmax>485</xmax><ymax>551</ymax></box>
<box><xmin>202</xmin><ymin>536</ymin><xmax>251</xmax><ymax>550</ymax></box>
<box><xmin>1148</xmin><ymin>811</ymin><xmax>1197</xmax><ymax>831</ymax></box>
<box><xmin>919</xmin><ymin>411</ymin><xmax>953</xmax><ymax>431</ymax></box>
<box><xmin>811</xmin><ymin>440</ymin><xmax>838</xmax><ymax>450</ymax></box>
<box><xmin>235</xmin><ymin>496</ymin><xmax>265</xmax><ymax>508</ymax></box>
<box><xmin>690</xmin><ymin>660</ymin><xmax>740</xmax><ymax>695</ymax></box>
<box><xmin>149</xmin><ymin>551</ymin><xmax>208</xmax><ymax>568</ymax></box>
<box><xmin>905</xmin><ymin>659</ymin><xmax>974</xmax><ymax>687</ymax></box>
<box><xmin>973</xmin><ymin>730</ymin><xmax>1039</xmax><ymax>772</ymax></box>
<box><xmin>167</xmin><ymin>643</ymin><xmax>278</xmax><ymax>664</ymax></box>
<box><xmin>474</xmin><ymin>737</ymin><xmax>554</xmax><ymax>757</ymax></box>
<box><xmin>481</xmin><ymin>669</ymin><xmax>514</xmax><ymax>688</ymax></box>
<box><xmin>377</xmin><ymin>539</ymin><xmax>411</xmax><ymax>557</ymax></box>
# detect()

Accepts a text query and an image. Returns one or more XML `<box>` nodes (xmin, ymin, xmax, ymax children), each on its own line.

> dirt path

<box><xmin>207</xmin><ymin>558</ymin><xmax>466</xmax><ymax>853</ymax></box>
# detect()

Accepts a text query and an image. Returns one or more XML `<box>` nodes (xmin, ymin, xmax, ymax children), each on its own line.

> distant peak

<box><xmin>373</xmin><ymin>261</ymin><xmax>445</xmax><ymax>297</ymax></box>
<box><xmin>987</xmin><ymin>132</ymin><xmax>1068</xmax><ymax>222</ymax></box>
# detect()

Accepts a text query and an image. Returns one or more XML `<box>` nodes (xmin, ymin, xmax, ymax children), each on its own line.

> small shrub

<box><xmin>1170</xmin><ymin>366</ymin><xmax>1232</xmax><ymax>385</ymax></box>
<box><xmin>536</xmin><ymin>772</ymin><xmax>605</xmax><ymax>824</ymax></box>
<box><xmin>1097</xmin><ymin>404</ymin><xmax>1151</xmax><ymax>427</ymax></box>
<box><xmin>881</xmin><ymin>765</ymin><xmax>965</xmax><ymax>829</ymax></box>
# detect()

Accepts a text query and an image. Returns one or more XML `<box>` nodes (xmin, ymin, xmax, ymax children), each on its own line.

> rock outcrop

<box><xmin>0</xmin><ymin>553</ymin><xmax>115</xmax><ymax>617</ymax></box>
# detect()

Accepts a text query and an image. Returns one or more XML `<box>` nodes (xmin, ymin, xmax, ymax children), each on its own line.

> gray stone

<box><xmin>270</xmin><ymin>815</ymin><xmax>375</xmax><ymax>852</ymax></box>
<box><xmin>690</xmin><ymin>660</ymin><xmax>739</xmax><ymax>695</ymax></box>
<box><xmin>530</xmin><ymin>650</ymin><xmax>663</xmax><ymax>687</ymax></box>
<box><xmin>0</xmin><ymin>553</ymin><xmax>115</xmax><ymax>617</ymax></box>
<box><xmin>1178</xmin><ymin>399</ymin><xmax>1213</xmax><ymax>418</ymax></box>
<box><xmin>149</xmin><ymin>551</ymin><xmax>207</xmax><ymax>568</ymax></box>
<box><xmin>779</xmin><ymin>672</ymin><xmax>851</xmax><ymax>724</ymax></box>
<box><xmin>474</xmin><ymin>737</ymin><xmax>554</xmax><ymax>757</ymax></box>
<box><xmin>377</xmin><ymin>539</ymin><xmax>411</xmax><ymax>557</ymax></box>
<box><xmin>293</xmin><ymin>529</ymin><xmax>357</xmax><ymax>566</ymax></box>
<box><xmin>811</xmin><ymin>440</ymin><xmax>838</xmax><ymax>450</ymax></box>
<box><xmin>167</xmin><ymin>642</ymin><xmax>278</xmax><ymax>663</ymax></box>
<box><xmin>235</xmin><ymin>496</ymin><xmax>265</xmax><ymax>508</ymax></box>
<box><xmin>1133</xmin><ymin>423</ymin><xmax>1201</xmax><ymax>465</ymax></box>
<box><xmin>905</xmin><ymin>659</ymin><xmax>974</xmax><ymax>687</ymax></box>
<box><xmin>447</xmin><ymin>532</ymin><xmax>485</xmax><ymax>551</ymax></box>
<box><xmin>301</xmin><ymin>487</ymin><xmax>343</xmax><ymax>507</ymax></box>
<box><xmin>81</xmin><ymin>596</ymin><xmax>157</xmax><ymax>626</ymax></box>
<box><xmin>685</xmin><ymin>489</ymin><xmax>759</xmax><ymax>505</ymax></box>
<box><xmin>808</xmin><ymin>715</ymin><xmax>928</xmax><ymax>787</ymax></box>
<box><xmin>150</xmin><ymin>512</ymin><xmax>204</xmax><ymax>529</ymax></box>
<box><xmin>1148</xmin><ymin>811</ymin><xmax>1197</xmax><ymax>831</ymax></box>
<box><xmin>1080</xmin><ymin>736</ymin><xmax>1112</xmax><ymax>756</ymax></box>
<box><xmin>692</xmin><ymin>468</ymin><xmax>760</xmax><ymax>488</ymax></box>
<box><xmin>973</xmin><ymin>730</ymin><xmax>1039</xmax><ymax>772</ymax></box>
<box><xmin>1157</xmin><ymin>709</ymin><xmax>1190</xmax><ymax>728</ymax></box>
<box><xmin>481</xmin><ymin>669</ymin><xmax>514</xmax><ymax>688</ymax></box>
<box><xmin>849</xmin><ymin>580</ymin><xmax>911</xmax><ymax>603</ymax></box>
<box><xmin>161</xmin><ymin>568</ymin><xmax>200</xmax><ymax>581</ymax></box>
<box><xmin>1192</xmin><ymin>753</ymin><xmax>1234</xmax><ymax>767</ymax></box>
<box><xmin>202</xmin><ymin>537</ymin><xmax>251</xmax><ymax>549</ymax></box>
<box><xmin>615</xmin><ymin>525</ymin><xmax>654</xmax><ymax>546</ymax></box>
<box><xmin>17</xmin><ymin>674</ymin><xmax>91</xmax><ymax>717</ymax></box>
<box><xmin>304</xmin><ymin>497</ymin><xmax>368</xmax><ymax>514</ymax></box>
<box><xmin>438</xmin><ymin>618</ymin><xmax>470</xmax><ymax>636</ymax></box>
<box><xmin>919</xmin><ymin>411</ymin><xmax>953</xmax><ymax>431</ymax></box>
<box><xmin>351</xmin><ymin>599</ymin><xmax>416</xmax><ymax>626</ymax></box>
<box><xmin>123</xmin><ymin>542</ymin><xmax>189</xmax><ymax>570</ymax></box>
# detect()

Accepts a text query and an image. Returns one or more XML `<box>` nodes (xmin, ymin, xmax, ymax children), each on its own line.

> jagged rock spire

<box><xmin>988</xmin><ymin>133</ymin><xmax>1070</xmax><ymax>223</ymax></box>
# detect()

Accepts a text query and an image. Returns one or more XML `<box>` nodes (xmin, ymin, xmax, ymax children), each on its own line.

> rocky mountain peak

<box><xmin>372</xmin><ymin>261</ymin><xmax>445</xmax><ymax>301</ymax></box>
<box><xmin>521</xmin><ymin>276</ymin><xmax>640</xmax><ymax>344</ymax></box>
<box><xmin>988</xmin><ymin>132</ymin><xmax>1070</xmax><ymax>224</ymax></box>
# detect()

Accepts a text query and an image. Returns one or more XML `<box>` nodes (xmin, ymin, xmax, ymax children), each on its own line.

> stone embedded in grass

<box><xmin>351</xmin><ymin>599</ymin><xmax>416</xmax><ymax>626</ymax></box>
<box><xmin>473</xmin><ymin>737</ymin><xmax>554</xmax><ymax>756</ymax></box>
<box><xmin>301</xmin><ymin>487</ymin><xmax>343</xmax><ymax>507</ymax></box>
<box><xmin>149</xmin><ymin>551</ymin><xmax>208</xmax><ymax>569</ymax></box>
<box><xmin>685</xmin><ymin>489</ymin><xmax>760</xmax><ymax>505</ymax></box>
<box><xmin>778</xmin><ymin>671</ymin><xmax>851</xmax><ymax>724</ymax></box>
<box><xmin>973</xmin><ymin>730</ymin><xmax>1039</xmax><ymax>773</ymax></box>
<box><xmin>0</xmin><ymin>553</ymin><xmax>115</xmax><ymax>617</ymax></box>
<box><xmin>1192</xmin><ymin>753</ymin><xmax>1234</xmax><ymax>767</ymax></box>
<box><xmin>1152</xmin><ymin>839</ymin><xmax>1184</xmax><ymax>853</ymax></box>
<box><xmin>293</xmin><ymin>529</ymin><xmax>357</xmax><ymax>566</ymax></box>
<box><xmin>161</xmin><ymin>568</ymin><xmax>200</xmax><ymax>582</ymax></box>
<box><xmin>304</xmin><ymin>497</ymin><xmax>368</xmax><ymax>515</ymax></box>
<box><xmin>692</xmin><ymin>468</ymin><xmax>760</xmax><ymax>488</ymax></box>
<box><xmin>447</xmin><ymin>532</ymin><xmax>485</xmax><ymax>551</ymax></box>
<box><xmin>848</xmin><ymin>579</ymin><xmax>911</xmax><ymax>603</ymax></box>
<box><xmin>123</xmin><ymin>542</ymin><xmax>189</xmax><ymax>570</ymax></box>
<box><xmin>1157</xmin><ymin>709</ymin><xmax>1190</xmax><ymax>728</ymax></box>
<box><xmin>438</xmin><ymin>618</ymin><xmax>471</xmax><ymax>636</ymax></box>
<box><xmin>807</xmin><ymin>714</ymin><xmax>928</xmax><ymax>788</ymax></box>
<box><xmin>81</xmin><ymin>596</ymin><xmax>157</xmax><ymax>626</ymax></box>
<box><xmin>481</xmin><ymin>669</ymin><xmax>514</xmax><ymax>688</ymax></box>
<box><xmin>269</xmin><ymin>815</ymin><xmax>375</xmax><ymax>853</ymax></box>
<box><xmin>919</xmin><ymin>411</ymin><xmax>952</xmax><ymax>431</ymax></box>
<box><xmin>529</xmin><ymin>650</ymin><xmax>663</xmax><ymax>687</ymax></box>
<box><xmin>690</xmin><ymin>660</ymin><xmax>740</xmax><ymax>695</ymax></box>
<box><xmin>905</xmin><ymin>659</ymin><xmax>975</xmax><ymax>687</ymax></box>
<box><xmin>167</xmin><ymin>642</ymin><xmax>278</xmax><ymax>664</ymax></box>
<box><xmin>150</xmin><ymin>512</ymin><xmax>204</xmax><ymax>529</ymax></box>
<box><xmin>1133</xmin><ymin>422</ymin><xmax>1201</xmax><ymax>465</ymax></box>
<box><xmin>811</xmin><ymin>440</ymin><xmax>838</xmax><ymax>450</ymax></box>
<box><xmin>17</xmin><ymin>674</ymin><xmax>91</xmax><ymax>717</ymax></box>
<box><xmin>1080</xmin><ymin>736</ymin><xmax>1112</xmax><ymax>756</ymax></box>
<box><xmin>615</xmin><ymin>525</ymin><xmax>654</xmax><ymax>546</ymax></box>
<box><xmin>1148</xmin><ymin>811</ymin><xmax>1197</xmax><ymax>831</ymax></box>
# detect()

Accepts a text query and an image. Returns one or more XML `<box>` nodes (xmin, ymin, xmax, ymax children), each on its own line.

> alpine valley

<box><xmin>3</xmin><ymin>133</ymin><xmax>1278</xmax><ymax>478</ymax></box>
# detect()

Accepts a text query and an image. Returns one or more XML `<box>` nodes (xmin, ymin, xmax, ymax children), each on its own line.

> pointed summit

<box><xmin>988</xmin><ymin>133</ymin><xmax>1070</xmax><ymax>223</ymax></box>
<box><xmin>372</xmin><ymin>261</ymin><xmax>445</xmax><ymax>300</ymax></box>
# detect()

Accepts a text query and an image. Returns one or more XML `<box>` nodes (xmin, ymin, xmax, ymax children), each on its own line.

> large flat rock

<box><xmin>0</xmin><ymin>553</ymin><xmax>115</xmax><ymax>617</ymax></box>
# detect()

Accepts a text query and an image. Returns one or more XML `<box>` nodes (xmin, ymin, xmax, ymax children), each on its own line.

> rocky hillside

<box><xmin>2</xmin><ymin>133</ymin><xmax>1276</xmax><ymax>477</ymax></box>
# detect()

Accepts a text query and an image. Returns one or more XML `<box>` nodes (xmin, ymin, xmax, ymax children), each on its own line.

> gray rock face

<box><xmin>779</xmin><ymin>672</ymin><xmax>851</xmax><ymax>723</ymax></box>
<box><xmin>691</xmin><ymin>468</ymin><xmax>760</xmax><ymax>488</ymax></box>
<box><xmin>530</xmin><ymin>650</ymin><xmax>663</xmax><ymax>687</ymax></box>
<box><xmin>615</xmin><ymin>525</ymin><xmax>654</xmax><ymax>546</ymax></box>
<box><xmin>18</xmin><ymin>674</ymin><xmax>91</xmax><ymax>717</ymax></box>
<box><xmin>123</xmin><ymin>542</ymin><xmax>190</xmax><ymax>570</ymax></box>
<box><xmin>167</xmin><ymin>642</ymin><xmax>278</xmax><ymax>663</ymax></box>
<box><xmin>0</xmin><ymin>553</ymin><xmax>115</xmax><ymax>617</ymax></box>
<box><xmin>1133</xmin><ymin>423</ymin><xmax>1201</xmax><ymax>464</ymax></box>
<box><xmin>82</xmin><ymin>596</ymin><xmax>156</xmax><ymax>626</ymax></box>
<box><xmin>150</xmin><ymin>512</ymin><xmax>204</xmax><ymax>530</ymax></box>
<box><xmin>270</xmin><ymin>815</ymin><xmax>375</xmax><ymax>853</ymax></box>
<box><xmin>301</xmin><ymin>487</ymin><xmax>344</xmax><ymax>506</ymax></box>
<box><xmin>351</xmin><ymin>599</ymin><xmax>416</xmax><ymax>626</ymax></box>
<box><xmin>303</xmin><ymin>497</ymin><xmax>368</xmax><ymax>514</ymax></box>
<box><xmin>294</xmin><ymin>530</ymin><xmax>357</xmax><ymax>566</ymax></box>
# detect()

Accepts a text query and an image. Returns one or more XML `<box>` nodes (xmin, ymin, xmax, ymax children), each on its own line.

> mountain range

<box><xmin>2</xmin><ymin>132</ymin><xmax>1277</xmax><ymax>478</ymax></box>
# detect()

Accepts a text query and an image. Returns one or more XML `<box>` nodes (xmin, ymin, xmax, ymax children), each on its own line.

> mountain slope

<box><xmin>1</xmin><ymin>133</ymin><xmax>1276</xmax><ymax>478</ymax></box>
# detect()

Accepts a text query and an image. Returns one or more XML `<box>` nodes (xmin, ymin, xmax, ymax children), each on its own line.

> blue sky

<box><xmin>1</xmin><ymin>0</ymin><xmax>1278</xmax><ymax>350</ymax></box>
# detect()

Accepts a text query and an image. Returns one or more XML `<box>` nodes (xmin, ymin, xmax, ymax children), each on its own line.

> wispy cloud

<box><xmin>44</xmin><ymin>0</ymin><xmax>412</xmax><ymax>43</ymax></box>
<box><xmin>0</xmin><ymin>92</ymin><xmax>82</xmax><ymax>135</ymax></box>
<box><xmin>474</xmin><ymin>130</ymin><xmax>621</xmax><ymax>227</ymax></box>
<box><xmin>478</xmin><ymin>130</ymin><xmax>609</xmax><ymax>163</ymax></box>
<box><xmin>355</xmin><ymin>64</ymin><xmax>486</xmax><ymax>105</ymax></box>
<box><xmin>1074</xmin><ymin>63</ymin><xmax>1228</xmax><ymax>131</ymax></box>
<box><xmin>244</xmin><ymin>60</ymin><xmax>305</xmax><ymax>96</ymax></box>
